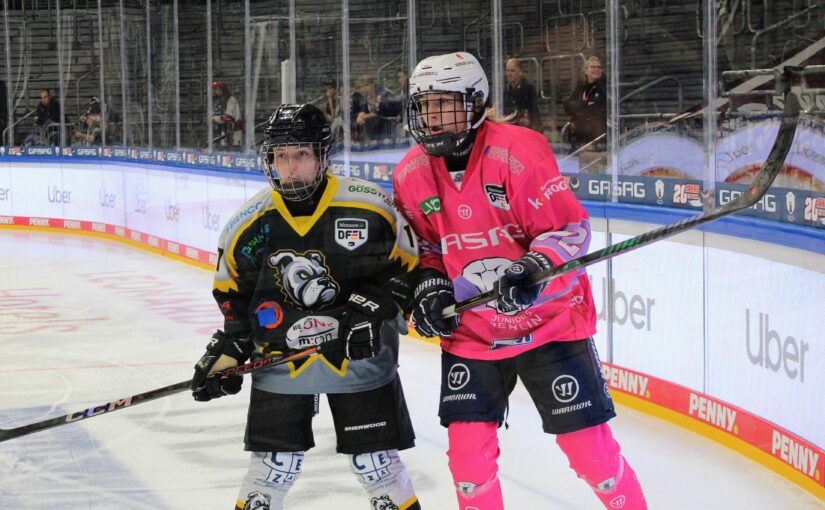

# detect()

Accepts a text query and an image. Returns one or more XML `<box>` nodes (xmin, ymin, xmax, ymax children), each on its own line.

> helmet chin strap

<box><xmin>448</xmin><ymin>113</ymin><xmax>484</xmax><ymax>158</ymax></box>
<box><xmin>471</xmin><ymin>110</ymin><xmax>488</xmax><ymax>130</ymax></box>
<box><xmin>275</xmin><ymin>167</ymin><xmax>326</xmax><ymax>202</ymax></box>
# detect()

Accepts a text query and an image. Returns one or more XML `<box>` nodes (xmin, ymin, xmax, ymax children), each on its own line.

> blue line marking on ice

<box><xmin>0</xmin><ymin>406</ymin><xmax>172</xmax><ymax>510</ymax></box>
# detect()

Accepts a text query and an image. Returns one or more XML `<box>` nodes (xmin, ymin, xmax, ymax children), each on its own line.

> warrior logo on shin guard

<box><xmin>370</xmin><ymin>494</ymin><xmax>399</xmax><ymax>510</ymax></box>
<box><xmin>243</xmin><ymin>491</ymin><xmax>271</xmax><ymax>509</ymax></box>
<box><xmin>610</xmin><ymin>494</ymin><xmax>626</xmax><ymax>508</ymax></box>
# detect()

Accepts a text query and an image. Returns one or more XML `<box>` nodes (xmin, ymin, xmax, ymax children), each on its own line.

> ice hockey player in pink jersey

<box><xmin>393</xmin><ymin>52</ymin><xmax>648</xmax><ymax>510</ymax></box>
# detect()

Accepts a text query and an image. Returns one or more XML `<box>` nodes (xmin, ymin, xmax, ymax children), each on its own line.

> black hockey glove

<box><xmin>191</xmin><ymin>330</ymin><xmax>254</xmax><ymax>402</ymax></box>
<box><xmin>339</xmin><ymin>285</ymin><xmax>399</xmax><ymax>360</ymax></box>
<box><xmin>411</xmin><ymin>269</ymin><xmax>459</xmax><ymax>338</ymax></box>
<box><xmin>496</xmin><ymin>251</ymin><xmax>553</xmax><ymax>312</ymax></box>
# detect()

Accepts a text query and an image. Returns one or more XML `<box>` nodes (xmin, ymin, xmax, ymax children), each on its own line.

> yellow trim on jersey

<box><xmin>319</xmin><ymin>354</ymin><xmax>349</xmax><ymax>376</ymax></box>
<box><xmin>270</xmin><ymin>175</ymin><xmax>340</xmax><ymax>237</ymax></box>
<box><xmin>221</xmin><ymin>177</ymin><xmax>339</xmax><ymax>294</ymax></box>
<box><xmin>213</xmin><ymin>275</ymin><xmax>239</xmax><ymax>293</ymax></box>
<box><xmin>286</xmin><ymin>353</ymin><xmax>349</xmax><ymax>378</ymax></box>
<box><xmin>399</xmin><ymin>495</ymin><xmax>420</xmax><ymax>510</ymax></box>
<box><xmin>390</xmin><ymin>242</ymin><xmax>419</xmax><ymax>272</ymax></box>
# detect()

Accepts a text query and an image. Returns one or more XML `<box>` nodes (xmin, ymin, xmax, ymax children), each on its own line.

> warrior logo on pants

<box><xmin>447</xmin><ymin>363</ymin><xmax>471</xmax><ymax>391</ymax></box>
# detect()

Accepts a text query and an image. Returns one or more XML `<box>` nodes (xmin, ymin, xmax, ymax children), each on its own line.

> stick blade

<box><xmin>0</xmin><ymin>426</ymin><xmax>28</xmax><ymax>443</ymax></box>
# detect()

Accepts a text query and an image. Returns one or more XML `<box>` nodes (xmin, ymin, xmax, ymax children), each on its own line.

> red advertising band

<box><xmin>0</xmin><ymin>216</ymin><xmax>219</xmax><ymax>269</ymax></box>
<box><xmin>0</xmin><ymin>346</ymin><xmax>318</xmax><ymax>443</ymax></box>
<box><xmin>603</xmin><ymin>362</ymin><xmax>825</xmax><ymax>496</ymax></box>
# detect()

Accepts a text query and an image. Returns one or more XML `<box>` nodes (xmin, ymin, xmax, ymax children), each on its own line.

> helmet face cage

<box><xmin>407</xmin><ymin>89</ymin><xmax>486</xmax><ymax>157</ymax></box>
<box><xmin>261</xmin><ymin>104</ymin><xmax>333</xmax><ymax>201</ymax></box>
<box><xmin>261</xmin><ymin>141</ymin><xmax>329</xmax><ymax>201</ymax></box>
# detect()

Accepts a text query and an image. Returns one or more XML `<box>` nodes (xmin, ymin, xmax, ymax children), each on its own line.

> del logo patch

<box><xmin>335</xmin><ymin>218</ymin><xmax>368</xmax><ymax>250</ymax></box>
<box><xmin>484</xmin><ymin>184</ymin><xmax>510</xmax><ymax>210</ymax></box>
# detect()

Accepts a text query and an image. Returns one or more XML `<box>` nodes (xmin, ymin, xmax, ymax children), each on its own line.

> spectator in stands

<box><xmin>95</xmin><ymin>96</ymin><xmax>121</xmax><ymax>145</ymax></box>
<box><xmin>385</xmin><ymin>68</ymin><xmax>409</xmax><ymax>138</ymax></box>
<box><xmin>351</xmin><ymin>75</ymin><xmax>381</xmax><ymax>142</ymax></box>
<box><xmin>563</xmin><ymin>56</ymin><xmax>607</xmax><ymax>151</ymax></box>
<box><xmin>73</xmin><ymin>96</ymin><xmax>102</xmax><ymax>146</ymax></box>
<box><xmin>322</xmin><ymin>78</ymin><xmax>344</xmax><ymax>141</ymax></box>
<box><xmin>73</xmin><ymin>113</ymin><xmax>101</xmax><ymax>146</ymax></box>
<box><xmin>353</xmin><ymin>74</ymin><xmax>405</xmax><ymax>143</ymax></box>
<box><xmin>371</xmin><ymin>71</ymin><xmax>406</xmax><ymax>140</ymax></box>
<box><xmin>24</xmin><ymin>89</ymin><xmax>62</xmax><ymax>145</ymax></box>
<box><xmin>396</xmin><ymin>69</ymin><xmax>408</xmax><ymax>107</ymax></box>
<box><xmin>504</xmin><ymin>58</ymin><xmax>542</xmax><ymax>131</ymax></box>
<box><xmin>322</xmin><ymin>78</ymin><xmax>341</xmax><ymax>123</ymax></box>
<box><xmin>87</xmin><ymin>96</ymin><xmax>102</xmax><ymax>116</ymax></box>
<box><xmin>211</xmin><ymin>81</ymin><xmax>242</xmax><ymax>147</ymax></box>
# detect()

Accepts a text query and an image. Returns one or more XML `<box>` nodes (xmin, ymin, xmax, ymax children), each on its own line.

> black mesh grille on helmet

<box><xmin>261</xmin><ymin>104</ymin><xmax>334</xmax><ymax>201</ymax></box>
<box><xmin>406</xmin><ymin>90</ymin><xmax>485</xmax><ymax>157</ymax></box>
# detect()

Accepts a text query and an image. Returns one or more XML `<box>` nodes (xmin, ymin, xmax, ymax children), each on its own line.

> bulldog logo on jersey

<box><xmin>335</xmin><ymin>218</ymin><xmax>368</xmax><ymax>250</ymax></box>
<box><xmin>268</xmin><ymin>250</ymin><xmax>339</xmax><ymax>309</ymax></box>
<box><xmin>484</xmin><ymin>183</ymin><xmax>510</xmax><ymax>210</ymax></box>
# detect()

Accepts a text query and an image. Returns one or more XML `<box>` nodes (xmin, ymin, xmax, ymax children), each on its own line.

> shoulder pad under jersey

<box><xmin>334</xmin><ymin>177</ymin><xmax>398</xmax><ymax>219</ymax></box>
<box><xmin>221</xmin><ymin>186</ymin><xmax>274</xmax><ymax>241</ymax></box>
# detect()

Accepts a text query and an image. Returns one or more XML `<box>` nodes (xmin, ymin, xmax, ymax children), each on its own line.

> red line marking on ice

<box><xmin>0</xmin><ymin>360</ymin><xmax>191</xmax><ymax>373</ymax></box>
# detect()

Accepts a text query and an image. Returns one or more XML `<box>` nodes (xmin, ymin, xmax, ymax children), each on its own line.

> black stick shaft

<box><xmin>444</xmin><ymin>90</ymin><xmax>800</xmax><ymax>316</ymax></box>
<box><xmin>0</xmin><ymin>346</ymin><xmax>318</xmax><ymax>443</ymax></box>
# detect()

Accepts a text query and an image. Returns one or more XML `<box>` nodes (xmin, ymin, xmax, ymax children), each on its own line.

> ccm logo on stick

<box><xmin>65</xmin><ymin>398</ymin><xmax>133</xmax><ymax>422</ymax></box>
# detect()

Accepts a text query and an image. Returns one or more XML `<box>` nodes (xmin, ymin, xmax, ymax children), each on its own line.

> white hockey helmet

<box><xmin>407</xmin><ymin>52</ymin><xmax>489</xmax><ymax>157</ymax></box>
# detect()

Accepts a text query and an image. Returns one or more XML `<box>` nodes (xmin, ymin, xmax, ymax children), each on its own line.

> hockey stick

<box><xmin>0</xmin><ymin>346</ymin><xmax>318</xmax><ymax>443</ymax></box>
<box><xmin>443</xmin><ymin>88</ymin><xmax>801</xmax><ymax>317</ymax></box>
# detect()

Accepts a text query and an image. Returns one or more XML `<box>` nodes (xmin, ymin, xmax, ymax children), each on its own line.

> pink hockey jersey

<box><xmin>393</xmin><ymin>121</ymin><xmax>597</xmax><ymax>360</ymax></box>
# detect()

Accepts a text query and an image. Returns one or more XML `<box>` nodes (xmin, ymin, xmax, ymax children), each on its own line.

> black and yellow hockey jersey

<box><xmin>213</xmin><ymin>174</ymin><xmax>418</xmax><ymax>394</ymax></box>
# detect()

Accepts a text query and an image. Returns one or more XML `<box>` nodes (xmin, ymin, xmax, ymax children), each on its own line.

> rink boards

<box><xmin>0</xmin><ymin>159</ymin><xmax>823</xmax><ymax>500</ymax></box>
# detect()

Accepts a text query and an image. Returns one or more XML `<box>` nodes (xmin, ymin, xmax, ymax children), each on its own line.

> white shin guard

<box><xmin>349</xmin><ymin>449</ymin><xmax>419</xmax><ymax>509</ymax></box>
<box><xmin>236</xmin><ymin>451</ymin><xmax>305</xmax><ymax>510</ymax></box>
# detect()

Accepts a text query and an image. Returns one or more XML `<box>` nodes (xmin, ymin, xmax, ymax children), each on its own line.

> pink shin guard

<box><xmin>447</xmin><ymin>422</ymin><xmax>504</xmax><ymax>510</ymax></box>
<box><xmin>555</xmin><ymin>423</ymin><xmax>647</xmax><ymax>510</ymax></box>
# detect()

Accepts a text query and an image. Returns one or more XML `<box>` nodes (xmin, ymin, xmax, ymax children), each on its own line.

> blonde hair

<box><xmin>485</xmin><ymin>106</ymin><xmax>517</xmax><ymax>124</ymax></box>
<box><xmin>579</xmin><ymin>56</ymin><xmax>604</xmax><ymax>83</ymax></box>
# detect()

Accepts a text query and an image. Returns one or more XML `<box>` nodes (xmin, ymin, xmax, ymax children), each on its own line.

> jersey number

<box><xmin>402</xmin><ymin>224</ymin><xmax>417</xmax><ymax>248</ymax></box>
<box><xmin>536</xmin><ymin>225</ymin><xmax>588</xmax><ymax>258</ymax></box>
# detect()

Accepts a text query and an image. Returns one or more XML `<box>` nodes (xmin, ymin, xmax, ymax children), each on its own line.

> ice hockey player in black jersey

<box><xmin>190</xmin><ymin>103</ymin><xmax>422</xmax><ymax>510</ymax></box>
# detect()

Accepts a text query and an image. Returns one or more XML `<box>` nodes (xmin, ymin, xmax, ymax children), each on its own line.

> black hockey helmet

<box><xmin>261</xmin><ymin>103</ymin><xmax>333</xmax><ymax>201</ymax></box>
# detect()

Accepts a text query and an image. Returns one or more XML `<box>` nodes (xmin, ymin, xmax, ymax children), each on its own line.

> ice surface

<box><xmin>1</xmin><ymin>231</ymin><xmax>822</xmax><ymax>509</ymax></box>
